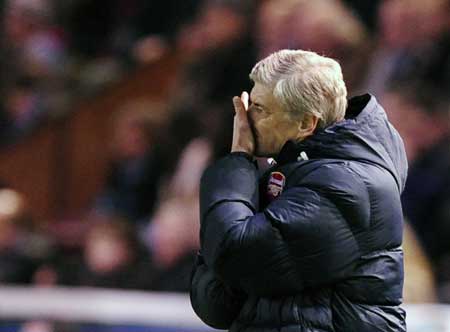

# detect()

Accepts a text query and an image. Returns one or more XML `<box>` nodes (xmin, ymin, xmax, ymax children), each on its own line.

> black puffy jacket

<box><xmin>191</xmin><ymin>94</ymin><xmax>408</xmax><ymax>331</ymax></box>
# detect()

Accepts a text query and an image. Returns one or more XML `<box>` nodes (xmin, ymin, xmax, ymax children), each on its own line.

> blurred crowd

<box><xmin>0</xmin><ymin>0</ymin><xmax>450</xmax><ymax>327</ymax></box>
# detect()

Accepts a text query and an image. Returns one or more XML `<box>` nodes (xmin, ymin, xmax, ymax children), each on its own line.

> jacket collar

<box><xmin>274</xmin><ymin>94</ymin><xmax>374</xmax><ymax>165</ymax></box>
<box><xmin>274</xmin><ymin>93</ymin><xmax>408</xmax><ymax>193</ymax></box>
<box><xmin>274</xmin><ymin>140</ymin><xmax>303</xmax><ymax>165</ymax></box>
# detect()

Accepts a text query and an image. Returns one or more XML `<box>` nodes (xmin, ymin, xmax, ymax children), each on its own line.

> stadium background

<box><xmin>0</xmin><ymin>0</ymin><xmax>449</xmax><ymax>331</ymax></box>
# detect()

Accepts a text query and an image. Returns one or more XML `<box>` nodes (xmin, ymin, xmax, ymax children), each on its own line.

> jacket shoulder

<box><xmin>291</xmin><ymin>160</ymin><xmax>372</xmax><ymax>230</ymax></box>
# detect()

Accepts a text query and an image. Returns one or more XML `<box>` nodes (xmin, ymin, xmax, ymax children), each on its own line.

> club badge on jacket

<box><xmin>266</xmin><ymin>172</ymin><xmax>286</xmax><ymax>202</ymax></box>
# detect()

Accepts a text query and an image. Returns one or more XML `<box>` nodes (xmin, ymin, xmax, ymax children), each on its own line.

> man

<box><xmin>190</xmin><ymin>50</ymin><xmax>407</xmax><ymax>331</ymax></box>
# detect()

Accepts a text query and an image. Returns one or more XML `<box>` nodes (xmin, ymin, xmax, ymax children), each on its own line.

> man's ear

<box><xmin>297</xmin><ymin>114</ymin><xmax>319</xmax><ymax>139</ymax></box>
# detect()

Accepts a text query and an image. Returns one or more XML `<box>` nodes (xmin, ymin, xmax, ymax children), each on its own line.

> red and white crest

<box><xmin>266</xmin><ymin>171</ymin><xmax>286</xmax><ymax>201</ymax></box>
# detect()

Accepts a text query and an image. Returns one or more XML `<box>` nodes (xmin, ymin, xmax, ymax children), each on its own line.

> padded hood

<box><xmin>277</xmin><ymin>94</ymin><xmax>408</xmax><ymax>192</ymax></box>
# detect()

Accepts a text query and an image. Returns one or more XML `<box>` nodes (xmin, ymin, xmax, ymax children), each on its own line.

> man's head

<box><xmin>248</xmin><ymin>49</ymin><xmax>347</xmax><ymax>157</ymax></box>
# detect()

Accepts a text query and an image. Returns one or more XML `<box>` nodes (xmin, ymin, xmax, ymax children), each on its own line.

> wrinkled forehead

<box><xmin>250</xmin><ymin>82</ymin><xmax>273</xmax><ymax>103</ymax></box>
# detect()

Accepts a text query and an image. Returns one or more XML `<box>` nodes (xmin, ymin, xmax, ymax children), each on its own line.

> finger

<box><xmin>241</xmin><ymin>91</ymin><xmax>249</xmax><ymax>111</ymax></box>
<box><xmin>233</xmin><ymin>96</ymin><xmax>246</xmax><ymax>116</ymax></box>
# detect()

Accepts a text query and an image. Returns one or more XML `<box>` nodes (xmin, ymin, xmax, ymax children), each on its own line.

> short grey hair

<box><xmin>249</xmin><ymin>49</ymin><xmax>347</xmax><ymax>128</ymax></box>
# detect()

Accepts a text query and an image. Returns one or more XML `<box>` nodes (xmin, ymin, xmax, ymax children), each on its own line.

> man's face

<box><xmin>248</xmin><ymin>83</ymin><xmax>301</xmax><ymax>157</ymax></box>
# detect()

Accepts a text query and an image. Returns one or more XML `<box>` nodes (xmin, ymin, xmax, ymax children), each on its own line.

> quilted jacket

<box><xmin>191</xmin><ymin>94</ymin><xmax>408</xmax><ymax>331</ymax></box>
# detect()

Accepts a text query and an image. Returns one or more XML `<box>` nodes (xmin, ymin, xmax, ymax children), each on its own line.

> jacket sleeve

<box><xmin>190</xmin><ymin>253</ymin><xmax>246</xmax><ymax>330</ymax></box>
<box><xmin>200</xmin><ymin>154</ymin><xmax>364</xmax><ymax>296</ymax></box>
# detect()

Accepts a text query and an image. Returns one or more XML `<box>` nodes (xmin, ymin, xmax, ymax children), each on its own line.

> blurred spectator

<box><xmin>93</xmin><ymin>99</ymin><xmax>168</xmax><ymax>223</ymax></box>
<box><xmin>382</xmin><ymin>88</ymin><xmax>450</xmax><ymax>301</ymax></box>
<box><xmin>2</xmin><ymin>0</ymin><xmax>66</xmax><ymax>80</ymax></box>
<box><xmin>168</xmin><ymin>0</ymin><xmax>258</xmax><ymax>162</ymax></box>
<box><xmin>257</xmin><ymin>0</ymin><xmax>370</xmax><ymax>91</ymax></box>
<box><xmin>403</xmin><ymin>136</ymin><xmax>450</xmax><ymax>302</ymax></box>
<box><xmin>177</xmin><ymin>0</ymin><xmax>255</xmax><ymax>57</ymax></box>
<box><xmin>144</xmin><ymin>138</ymin><xmax>211</xmax><ymax>292</ymax></box>
<box><xmin>258</xmin><ymin>0</ymin><xmax>366</xmax><ymax>56</ymax></box>
<box><xmin>175</xmin><ymin>0</ymin><xmax>257</xmax><ymax>103</ymax></box>
<box><xmin>364</xmin><ymin>0</ymin><xmax>450</xmax><ymax>98</ymax></box>
<box><xmin>0</xmin><ymin>0</ymin><xmax>68</xmax><ymax>144</ymax></box>
<box><xmin>401</xmin><ymin>131</ymin><xmax>450</xmax><ymax>302</ymax></box>
<box><xmin>68</xmin><ymin>218</ymin><xmax>152</xmax><ymax>290</ymax></box>
<box><xmin>382</xmin><ymin>89</ymin><xmax>449</xmax><ymax>162</ymax></box>
<box><xmin>146</xmin><ymin>199</ymin><xmax>199</xmax><ymax>292</ymax></box>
